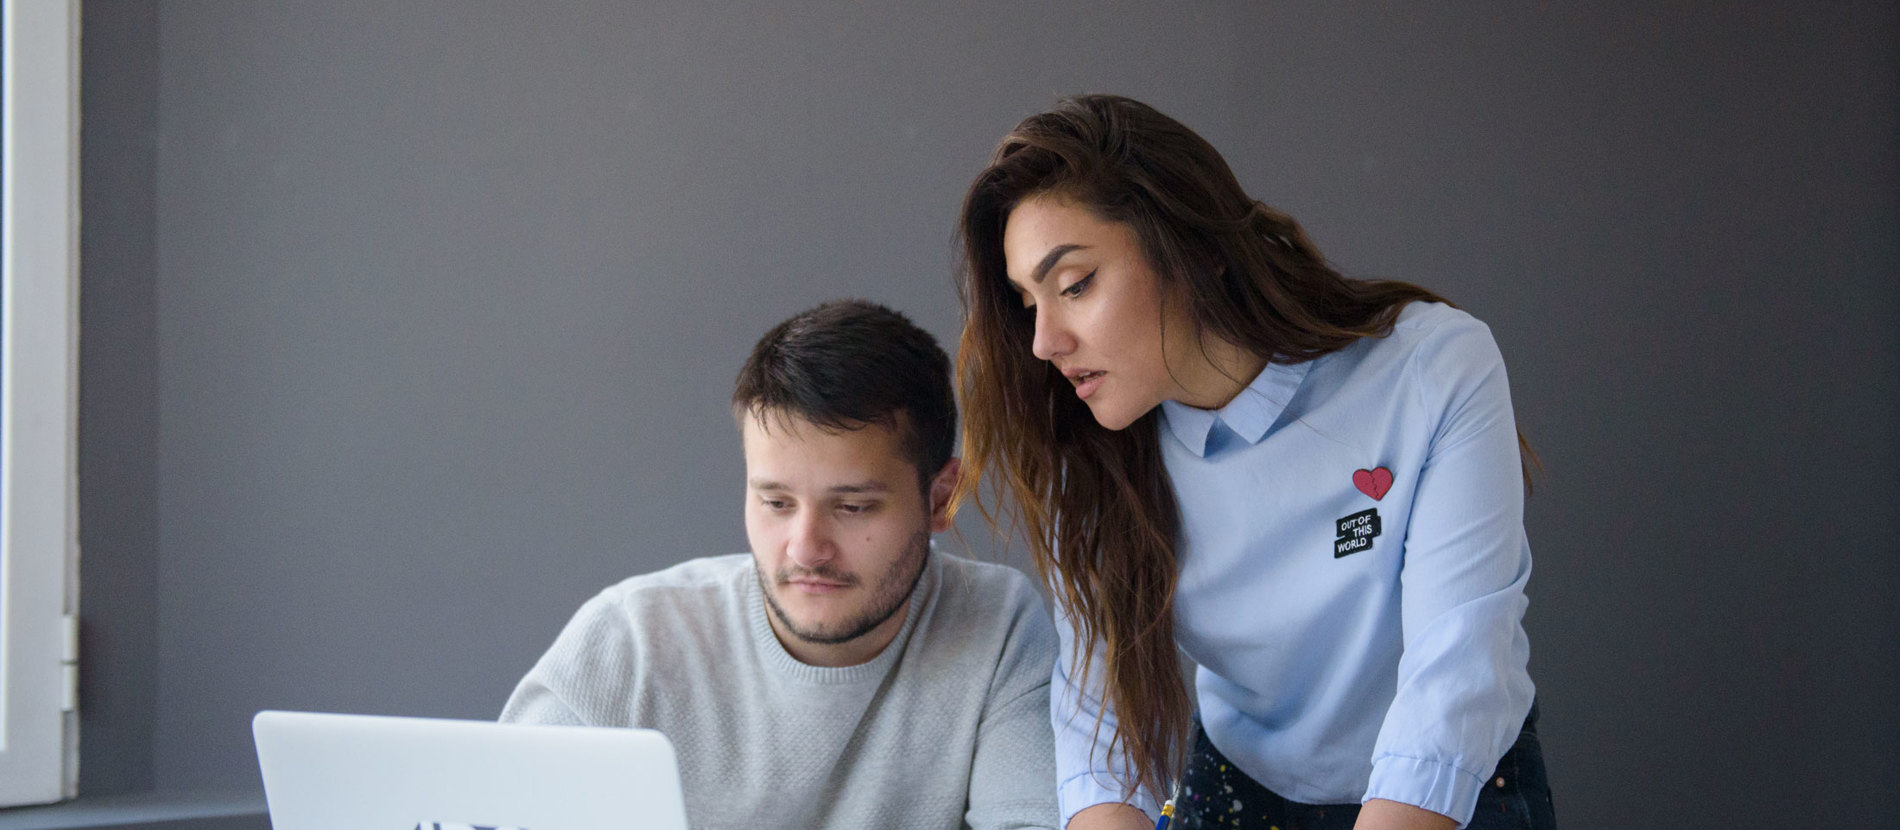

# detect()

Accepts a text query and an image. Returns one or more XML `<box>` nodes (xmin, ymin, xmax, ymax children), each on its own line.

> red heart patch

<box><xmin>1353</xmin><ymin>467</ymin><xmax>1393</xmax><ymax>501</ymax></box>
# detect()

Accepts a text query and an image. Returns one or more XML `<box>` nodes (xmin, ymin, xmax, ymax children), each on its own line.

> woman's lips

<box><xmin>1071</xmin><ymin>370</ymin><xmax>1105</xmax><ymax>400</ymax></box>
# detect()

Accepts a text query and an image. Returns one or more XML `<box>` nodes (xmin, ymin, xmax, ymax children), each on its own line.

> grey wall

<box><xmin>78</xmin><ymin>0</ymin><xmax>160</xmax><ymax>798</ymax></box>
<box><xmin>75</xmin><ymin>2</ymin><xmax>1897</xmax><ymax>828</ymax></box>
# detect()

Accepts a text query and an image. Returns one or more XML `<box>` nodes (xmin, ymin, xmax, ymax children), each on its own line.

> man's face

<box><xmin>741</xmin><ymin>409</ymin><xmax>956</xmax><ymax>665</ymax></box>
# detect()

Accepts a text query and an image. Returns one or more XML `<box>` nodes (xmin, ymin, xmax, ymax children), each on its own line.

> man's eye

<box><xmin>761</xmin><ymin>498</ymin><xmax>790</xmax><ymax>510</ymax></box>
<box><xmin>1060</xmin><ymin>270</ymin><xmax>1096</xmax><ymax>299</ymax></box>
<box><xmin>837</xmin><ymin>503</ymin><xmax>874</xmax><ymax>515</ymax></box>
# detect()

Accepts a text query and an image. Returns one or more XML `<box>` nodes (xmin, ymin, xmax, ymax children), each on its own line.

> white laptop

<box><xmin>253</xmin><ymin>710</ymin><xmax>690</xmax><ymax>830</ymax></box>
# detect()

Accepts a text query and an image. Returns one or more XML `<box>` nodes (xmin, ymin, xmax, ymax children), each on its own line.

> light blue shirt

<box><xmin>1052</xmin><ymin>302</ymin><xmax>1535</xmax><ymax>828</ymax></box>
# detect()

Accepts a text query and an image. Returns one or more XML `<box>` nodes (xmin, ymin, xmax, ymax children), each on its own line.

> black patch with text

<box><xmin>1333</xmin><ymin>508</ymin><xmax>1382</xmax><ymax>558</ymax></box>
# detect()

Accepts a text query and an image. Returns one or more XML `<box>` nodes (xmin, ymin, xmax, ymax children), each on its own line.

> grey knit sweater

<box><xmin>500</xmin><ymin>550</ymin><xmax>1060</xmax><ymax>830</ymax></box>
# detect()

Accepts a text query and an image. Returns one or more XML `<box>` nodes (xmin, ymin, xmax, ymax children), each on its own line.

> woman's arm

<box><xmin>1353</xmin><ymin>798</ymin><xmax>1458</xmax><ymax>830</ymax></box>
<box><xmin>1049</xmin><ymin>604</ymin><xmax>1165</xmax><ymax>827</ymax></box>
<box><xmin>1065</xmin><ymin>803</ymin><xmax>1153</xmax><ymax>830</ymax></box>
<box><xmin>1364</xmin><ymin>315</ymin><xmax>1536</xmax><ymax>823</ymax></box>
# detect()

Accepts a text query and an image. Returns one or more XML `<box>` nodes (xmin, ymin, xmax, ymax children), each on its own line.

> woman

<box><xmin>953</xmin><ymin>95</ymin><xmax>1554</xmax><ymax>830</ymax></box>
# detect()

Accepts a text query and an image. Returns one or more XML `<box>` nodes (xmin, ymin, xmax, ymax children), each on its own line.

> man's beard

<box><xmin>757</xmin><ymin>529</ymin><xmax>931</xmax><ymax>646</ymax></box>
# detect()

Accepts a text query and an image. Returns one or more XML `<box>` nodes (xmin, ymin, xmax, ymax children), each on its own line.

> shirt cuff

<box><xmin>1363</xmin><ymin>754</ymin><xmax>1486</xmax><ymax>828</ymax></box>
<box><xmin>1057</xmin><ymin>771</ymin><xmax>1160</xmax><ymax>829</ymax></box>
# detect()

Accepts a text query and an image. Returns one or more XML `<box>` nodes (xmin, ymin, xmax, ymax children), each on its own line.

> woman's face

<box><xmin>1001</xmin><ymin>194</ymin><xmax>1211</xmax><ymax>431</ymax></box>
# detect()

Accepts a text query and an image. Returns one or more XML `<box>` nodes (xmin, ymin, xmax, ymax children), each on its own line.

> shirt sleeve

<box><xmin>1364</xmin><ymin>316</ymin><xmax>1536</xmax><ymax>827</ymax></box>
<box><xmin>1050</xmin><ymin>603</ymin><xmax>1164</xmax><ymax>828</ymax></box>
<box><xmin>964</xmin><ymin>580</ymin><xmax>1064</xmax><ymax>830</ymax></box>
<box><xmin>498</xmin><ymin>591</ymin><xmax>635</xmax><ymax>727</ymax></box>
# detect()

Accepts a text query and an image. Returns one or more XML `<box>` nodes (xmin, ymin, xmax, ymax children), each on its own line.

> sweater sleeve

<box><xmin>498</xmin><ymin>590</ymin><xmax>638</xmax><ymax>727</ymax></box>
<box><xmin>965</xmin><ymin>579</ymin><xmax>1064</xmax><ymax>830</ymax></box>
<box><xmin>1364</xmin><ymin>316</ymin><xmax>1535</xmax><ymax>826</ymax></box>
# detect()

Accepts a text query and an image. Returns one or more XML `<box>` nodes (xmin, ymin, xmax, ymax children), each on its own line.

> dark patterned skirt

<box><xmin>1176</xmin><ymin>703</ymin><xmax>1555</xmax><ymax>830</ymax></box>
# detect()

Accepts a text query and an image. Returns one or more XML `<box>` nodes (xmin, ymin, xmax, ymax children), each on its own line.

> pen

<box><xmin>1153</xmin><ymin>775</ymin><xmax>1182</xmax><ymax>830</ymax></box>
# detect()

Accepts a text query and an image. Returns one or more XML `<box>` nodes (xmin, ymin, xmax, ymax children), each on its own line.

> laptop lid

<box><xmin>253</xmin><ymin>710</ymin><xmax>689</xmax><ymax>830</ymax></box>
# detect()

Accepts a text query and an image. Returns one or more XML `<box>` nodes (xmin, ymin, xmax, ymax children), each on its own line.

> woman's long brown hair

<box><xmin>953</xmin><ymin>95</ymin><xmax>1532</xmax><ymax>804</ymax></box>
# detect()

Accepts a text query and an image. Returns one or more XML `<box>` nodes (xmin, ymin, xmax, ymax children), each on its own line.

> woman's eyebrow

<box><xmin>1029</xmin><ymin>244</ymin><xmax>1088</xmax><ymax>284</ymax></box>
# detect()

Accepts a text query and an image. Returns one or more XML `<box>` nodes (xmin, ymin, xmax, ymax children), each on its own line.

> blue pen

<box><xmin>1153</xmin><ymin>776</ymin><xmax>1182</xmax><ymax>830</ymax></box>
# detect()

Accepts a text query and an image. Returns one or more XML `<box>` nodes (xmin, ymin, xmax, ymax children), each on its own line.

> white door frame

<box><xmin>0</xmin><ymin>0</ymin><xmax>82</xmax><ymax>807</ymax></box>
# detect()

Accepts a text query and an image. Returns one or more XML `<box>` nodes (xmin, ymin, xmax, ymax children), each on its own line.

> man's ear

<box><xmin>926</xmin><ymin>457</ymin><xmax>962</xmax><ymax>534</ymax></box>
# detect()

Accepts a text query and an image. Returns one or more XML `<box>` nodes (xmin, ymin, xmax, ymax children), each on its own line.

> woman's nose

<box><xmin>1030</xmin><ymin>307</ymin><xmax>1072</xmax><ymax>362</ymax></box>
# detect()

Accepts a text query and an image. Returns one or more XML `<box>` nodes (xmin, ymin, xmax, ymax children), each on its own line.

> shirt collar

<box><xmin>1160</xmin><ymin>360</ymin><xmax>1313</xmax><ymax>457</ymax></box>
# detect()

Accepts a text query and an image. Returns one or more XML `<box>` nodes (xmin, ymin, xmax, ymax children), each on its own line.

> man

<box><xmin>501</xmin><ymin>300</ymin><xmax>1060</xmax><ymax>829</ymax></box>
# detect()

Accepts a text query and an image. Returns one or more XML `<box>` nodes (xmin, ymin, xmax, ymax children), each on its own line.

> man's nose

<box><xmin>784</xmin><ymin>509</ymin><xmax>834</xmax><ymax>570</ymax></box>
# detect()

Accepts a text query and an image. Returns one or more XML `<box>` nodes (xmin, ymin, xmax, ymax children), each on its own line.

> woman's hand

<box><xmin>1066</xmin><ymin>802</ymin><xmax>1153</xmax><ymax>830</ymax></box>
<box><xmin>1351</xmin><ymin>798</ymin><xmax>1457</xmax><ymax>830</ymax></box>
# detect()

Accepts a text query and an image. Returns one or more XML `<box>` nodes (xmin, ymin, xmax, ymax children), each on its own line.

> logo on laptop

<box><xmin>416</xmin><ymin>823</ymin><xmax>530</xmax><ymax>830</ymax></box>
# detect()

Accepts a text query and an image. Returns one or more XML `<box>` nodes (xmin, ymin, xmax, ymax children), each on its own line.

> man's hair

<box><xmin>733</xmin><ymin>299</ymin><xmax>956</xmax><ymax>485</ymax></box>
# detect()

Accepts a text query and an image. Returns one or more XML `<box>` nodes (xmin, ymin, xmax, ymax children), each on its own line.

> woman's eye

<box><xmin>1060</xmin><ymin>270</ymin><xmax>1096</xmax><ymax>299</ymax></box>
